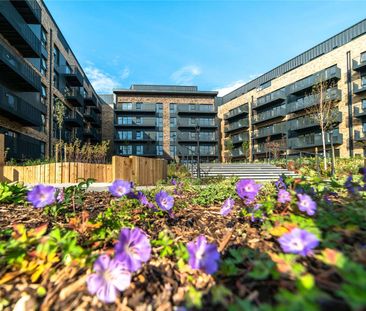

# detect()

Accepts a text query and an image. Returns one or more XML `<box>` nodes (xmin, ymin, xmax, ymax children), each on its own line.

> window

<box><xmin>189</xmin><ymin>104</ymin><xmax>196</xmax><ymax>111</ymax></box>
<box><xmin>170</xmin><ymin>117</ymin><xmax>176</xmax><ymax>127</ymax></box>
<box><xmin>53</xmin><ymin>45</ymin><xmax>60</xmax><ymax>66</ymax></box>
<box><xmin>170</xmin><ymin>146</ymin><xmax>176</xmax><ymax>157</ymax></box>
<box><xmin>136</xmin><ymin>131</ymin><xmax>142</xmax><ymax>140</ymax></box>
<box><xmin>119</xmin><ymin>145</ymin><xmax>132</xmax><ymax>155</ymax></box>
<box><xmin>41</xmin><ymin>27</ymin><xmax>47</xmax><ymax>49</ymax></box>
<box><xmin>157</xmin><ymin>117</ymin><xmax>163</xmax><ymax>127</ymax></box>
<box><xmin>156</xmin><ymin>103</ymin><xmax>163</xmax><ymax>113</ymax></box>
<box><xmin>170</xmin><ymin>103</ymin><xmax>176</xmax><ymax>113</ymax></box>
<box><xmin>157</xmin><ymin>132</ymin><xmax>163</xmax><ymax>141</ymax></box>
<box><xmin>136</xmin><ymin>117</ymin><xmax>142</xmax><ymax>124</ymax></box>
<box><xmin>53</xmin><ymin>70</ymin><xmax>59</xmax><ymax>89</ymax></box>
<box><xmin>122</xmin><ymin>103</ymin><xmax>132</xmax><ymax>110</ymax></box>
<box><xmin>136</xmin><ymin>145</ymin><xmax>144</xmax><ymax>155</ymax></box>
<box><xmin>122</xmin><ymin>117</ymin><xmax>132</xmax><ymax>125</ymax></box>
<box><xmin>118</xmin><ymin>131</ymin><xmax>132</xmax><ymax>140</ymax></box>
<box><xmin>41</xmin><ymin>56</ymin><xmax>47</xmax><ymax>76</ymax></box>
<box><xmin>40</xmin><ymin>114</ymin><xmax>46</xmax><ymax>133</ymax></box>
<box><xmin>5</xmin><ymin>93</ymin><xmax>16</xmax><ymax>109</ymax></box>
<box><xmin>361</xmin><ymin>52</ymin><xmax>366</xmax><ymax>63</ymax></box>
<box><xmin>156</xmin><ymin>145</ymin><xmax>163</xmax><ymax>156</ymax></box>
<box><xmin>363</xmin><ymin>122</ymin><xmax>366</xmax><ymax>133</ymax></box>
<box><xmin>41</xmin><ymin>84</ymin><xmax>47</xmax><ymax>105</ymax></box>
<box><xmin>170</xmin><ymin>131</ymin><xmax>176</xmax><ymax>142</ymax></box>
<box><xmin>136</xmin><ymin>103</ymin><xmax>142</xmax><ymax>110</ymax></box>
<box><xmin>362</xmin><ymin>99</ymin><xmax>366</xmax><ymax>110</ymax></box>
<box><xmin>362</xmin><ymin>75</ymin><xmax>366</xmax><ymax>87</ymax></box>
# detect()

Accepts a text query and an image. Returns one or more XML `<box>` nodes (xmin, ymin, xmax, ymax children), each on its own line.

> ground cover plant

<box><xmin>0</xmin><ymin>170</ymin><xmax>365</xmax><ymax>310</ymax></box>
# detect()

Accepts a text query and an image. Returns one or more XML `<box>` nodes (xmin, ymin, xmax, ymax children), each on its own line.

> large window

<box><xmin>156</xmin><ymin>103</ymin><xmax>163</xmax><ymax>113</ymax></box>
<box><xmin>53</xmin><ymin>45</ymin><xmax>60</xmax><ymax>67</ymax></box>
<box><xmin>41</xmin><ymin>84</ymin><xmax>47</xmax><ymax>106</ymax></box>
<box><xmin>122</xmin><ymin>117</ymin><xmax>132</xmax><ymax>125</ymax></box>
<box><xmin>119</xmin><ymin>145</ymin><xmax>132</xmax><ymax>155</ymax></box>
<box><xmin>122</xmin><ymin>103</ymin><xmax>132</xmax><ymax>110</ymax></box>
<box><xmin>170</xmin><ymin>103</ymin><xmax>176</xmax><ymax>113</ymax></box>
<box><xmin>156</xmin><ymin>145</ymin><xmax>163</xmax><ymax>156</ymax></box>
<box><xmin>136</xmin><ymin>145</ymin><xmax>144</xmax><ymax>155</ymax></box>
<box><xmin>157</xmin><ymin>117</ymin><xmax>163</xmax><ymax>127</ymax></box>
<box><xmin>117</xmin><ymin>131</ymin><xmax>132</xmax><ymax>140</ymax></box>
<box><xmin>170</xmin><ymin>117</ymin><xmax>176</xmax><ymax>127</ymax></box>
<box><xmin>41</xmin><ymin>56</ymin><xmax>47</xmax><ymax>77</ymax></box>
<box><xmin>41</xmin><ymin>27</ymin><xmax>47</xmax><ymax>49</ymax></box>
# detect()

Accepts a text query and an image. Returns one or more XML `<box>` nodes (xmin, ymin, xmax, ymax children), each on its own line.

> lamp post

<box><xmin>196</xmin><ymin>125</ymin><xmax>201</xmax><ymax>179</ymax></box>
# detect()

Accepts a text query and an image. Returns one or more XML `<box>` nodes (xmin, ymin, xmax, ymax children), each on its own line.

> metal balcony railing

<box><xmin>177</xmin><ymin>132</ymin><xmax>217</xmax><ymax>142</ymax></box>
<box><xmin>224</xmin><ymin>105</ymin><xmax>248</xmax><ymax>120</ymax></box>
<box><xmin>115</xmin><ymin>103</ymin><xmax>156</xmax><ymax>112</ymax></box>
<box><xmin>115</xmin><ymin>117</ymin><xmax>157</xmax><ymax>127</ymax></box>
<box><xmin>252</xmin><ymin>106</ymin><xmax>286</xmax><ymax>124</ymax></box>
<box><xmin>253</xmin><ymin>123</ymin><xmax>287</xmax><ymax>139</ymax></box>
<box><xmin>64</xmin><ymin>88</ymin><xmax>84</xmax><ymax>107</ymax></box>
<box><xmin>61</xmin><ymin>65</ymin><xmax>84</xmax><ymax>87</ymax></box>
<box><xmin>177</xmin><ymin>104</ymin><xmax>216</xmax><ymax>114</ymax></box>
<box><xmin>0</xmin><ymin>1</ymin><xmax>41</xmax><ymax>57</ymax></box>
<box><xmin>10</xmin><ymin>0</ymin><xmax>41</xmax><ymax>24</ymax></box>
<box><xmin>224</xmin><ymin>118</ymin><xmax>249</xmax><ymax>132</ymax></box>
<box><xmin>232</xmin><ymin>132</ymin><xmax>249</xmax><ymax>144</ymax></box>
<box><xmin>352</xmin><ymin>54</ymin><xmax>366</xmax><ymax>72</ymax></box>
<box><xmin>353</xmin><ymin>82</ymin><xmax>366</xmax><ymax>95</ymax></box>
<box><xmin>254</xmin><ymin>89</ymin><xmax>286</xmax><ymax>109</ymax></box>
<box><xmin>64</xmin><ymin>111</ymin><xmax>83</xmax><ymax>128</ymax></box>
<box><xmin>354</xmin><ymin>104</ymin><xmax>366</xmax><ymax>118</ymax></box>
<box><xmin>288</xmin><ymin>132</ymin><xmax>343</xmax><ymax>149</ymax></box>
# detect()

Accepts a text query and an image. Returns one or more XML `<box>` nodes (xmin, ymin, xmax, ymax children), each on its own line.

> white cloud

<box><xmin>214</xmin><ymin>74</ymin><xmax>262</xmax><ymax>97</ymax></box>
<box><xmin>84</xmin><ymin>65</ymin><xmax>120</xmax><ymax>93</ymax></box>
<box><xmin>215</xmin><ymin>80</ymin><xmax>246</xmax><ymax>97</ymax></box>
<box><xmin>171</xmin><ymin>65</ymin><xmax>201</xmax><ymax>84</ymax></box>
<box><xmin>120</xmin><ymin>67</ymin><xmax>130</xmax><ymax>80</ymax></box>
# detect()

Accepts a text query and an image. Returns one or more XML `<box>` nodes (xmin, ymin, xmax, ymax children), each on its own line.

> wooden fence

<box><xmin>0</xmin><ymin>153</ymin><xmax>167</xmax><ymax>186</ymax></box>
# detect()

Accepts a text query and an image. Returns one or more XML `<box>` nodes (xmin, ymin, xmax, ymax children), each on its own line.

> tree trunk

<box><xmin>321</xmin><ymin>128</ymin><xmax>327</xmax><ymax>171</ymax></box>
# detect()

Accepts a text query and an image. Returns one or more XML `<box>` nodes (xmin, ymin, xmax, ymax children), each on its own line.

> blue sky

<box><xmin>45</xmin><ymin>0</ymin><xmax>366</xmax><ymax>96</ymax></box>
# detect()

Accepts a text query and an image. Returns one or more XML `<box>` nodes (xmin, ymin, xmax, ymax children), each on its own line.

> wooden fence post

<box><xmin>0</xmin><ymin>133</ymin><xmax>4</xmax><ymax>182</ymax></box>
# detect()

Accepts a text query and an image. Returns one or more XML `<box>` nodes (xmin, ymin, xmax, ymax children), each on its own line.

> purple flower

<box><xmin>344</xmin><ymin>175</ymin><xmax>357</xmax><ymax>194</ymax></box>
<box><xmin>297</xmin><ymin>193</ymin><xmax>317</xmax><ymax>216</ymax></box>
<box><xmin>56</xmin><ymin>189</ymin><xmax>64</xmax><ymax>203</ymax></box>
<box><xmin>137</xmin><ymin>192</ymin><xmax>156</xmax><ymax>210</ymax></box>
<box><xmin>236</xmin><ymin>179</ymin><xmax>262</xmax><ymax>204</ymax></box>
<box><xmin>155</xmin><ymin>191</ymin><xmax>174</xmax><ymax>211</ymax></box>
<box><xmin>115</xmin><ymin>228</ymin><xmax>151</xmax><ymax>272</ymax></box>
<box><xmin>278</xmin><ymin>189</ymin><xmax>291</xmax><ymax>204</ymax></box>
<box><xmin>171</xmin><ymin>179</ymin><xmax>177</xmax><ymax>185</ymax></box>
<box><xmin>221</xmin><ymin>198</ymin><xmax>235</xmax><ymax>216</ymax></box>
<box><xmin>27</xmin><ymin>184</ymin><xmax>56</xmax><ymax>208</ymax></box>
<box><xmin>109</xmin><ymin>180</ymin><xmax>132</xmax><ymax>198</ymax></box>
<box><xmin>278</xmin><ymin>228</ymin><xmax>319</xmax><ymax>256</ymax></box>
<box><xmin>86</xmin><ymin>254</ymin><xmax>131</xmax><ymax>303</ymax></box>
<box><xmin>275</xmin><ymin>176</ymin><xmax>287</xmax><ymax>190</ymax></box>
<box><xmin>187</xmin><ymin>235</ymin><xmax>220</xmax><ymax>274</ymax></box>
<box><xmin>251</xmin><ymin>203</ymin><xmax>262</xmax><ymax>222</ymax></box>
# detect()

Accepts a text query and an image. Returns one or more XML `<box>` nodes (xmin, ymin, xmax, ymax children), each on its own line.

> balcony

<box><xmin>289</xmin><ymin>66</ymin><xmax>341</xmax><ymax>95</ymax></box>
<box><xmin>10</xmin><ymin>0</ymin><xmax>41</xmax><ymax>24</ymax></box>
<box><xmin>0</xmin><ymin>84</ymin><xmax>43</xmax><ymax>126</ymax></box>
<box><xmin>232</xmin><ymin>147</ymin><xmax>245</xmax><ymax>158</ymax></box>
<box><xmin>354</xmin><ymin>104</ymin><xmax>366</xmax><ymax>118</ymax></box>
<box><xmin>0</xmin><ymin>1</ymin><xmax>40</xmax><ymax>57</ymax></box>
<box><xmin>353</xmin><ymin>82</ymin><xmax>366</xmax><ymax>95</ymax></box>
<box><xmin>115</xmin><ymin>132</ymin><xmax>156</xmax><ymax>142</ymax></box>
<box><xmin>253</xmin><ymin>123</ymin><xmax>287</xmax><ymax>139</ymax></box>
<box><xmin>287</xmin><ymin>88</ymin><xmax>341</xmax><ymax>114</ymax></box>
<box><xmin>177</xmin><ymin>118</ymin><xmax>217</xmax><ymax>128</ymax></box>
<box><xmin>177</xmin><ymin>146</ymin><xmax>218</xmax><ymax>157</ymax></box>
<box><xmin>252</xmin><ymin>106</ymin><xmax>286</xmax><ymax>124</ymax></box>
<box><xmin>289</xmin><ymin>111</ymin><xmax>342</xmax><ymax>132</ymax></box>
<box><xmin>92</xmin><ymin>115</ymin><xmax>102</xmax><ymax>128</ymax></box>
<box><xmin>64</xmin><ymin>88</ymin><xmax>84</xmax><ymax>107</ymax></box>
<box><xmin>61</xmin><ymin>65</ymin><xmax>83</xmax><ymax>87</ymax></box>
<box><xmin>288</xmin><ymin>132</ymin><xmax>343</xmax><ymax>149</ymax></box>
<box><xmin>177</xmin><ymin>104</ymin><xmax>216</xmax><ymax>114</ymax></box>
<box><xmin>115</xmin><ymin>117</ymin><xmax>156</xmax><ymax>127</ymax></box>
<box><xmin>225</xmin><ymin>118</ymin><xmax>249</xmax><ymax>133</ymax></box>
<box><xmin>4</xmin><ymin>132</ymin><xmax>44</xmax><ymax>160</ymax></box>
<box><xmin>354</xmin><ymin>130</ymin><xmax>366</xmax><ymax>142</ymax></box>
<box><xmin>64</xmin><ymin>111</ymin><xmax>83</xmax><ymax>128</ymax></box>
<box><xmin>115</xmin><ymin>144</ymin><xmax>157</xmax><ymax>157</ymax></box>
<box><xmin>224</xmin><ymin>105</ymin><xmax>248</xmax><ymax>120</ymax></box>
<box><xmin>232</xmin><ymin>132</ymin><xmax>249</xmax><ymax>144</ymax></box>
<box><xmin>84</xmin><ymin>107</ymin><xmax>97</xmax><ymax>122</ymax></box>
<box><xmin>85</xmin><ymin>92</ymin><xmax>98</xmax><ymax>107</ymax></box>
<box><xmin>0</xmin><ymin>41</ymin><xmax>41</xmax><ymax>91</ymax></box>
<box><xmin>352</xmin><ymin>55</ymin><xmax>366</xmax><ymax>72</ymax></box>
<box><xmin>254</xmin><ymin>89</ymin><xmax>286</xmax><ymax>110</ymax></box>
<box><xmin>177</xmin><ymin>132</ymin><xmax>217</xmax><ymax>142</ymax></box>
<box><xmin>115</xmin><ymin>102</ymin><xmax>156</xmax><ymax>113</ymax></box>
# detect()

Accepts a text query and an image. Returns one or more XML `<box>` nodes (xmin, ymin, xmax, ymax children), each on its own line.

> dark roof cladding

<box><xmin>114</xmin><ymin>84</ymin><xmax>218</xmax><ymax>96</ymax></box>
<box><xmin>222</xmin><ymin>18</ymin><xmax>366</xmax><ymax>104</ymax></box>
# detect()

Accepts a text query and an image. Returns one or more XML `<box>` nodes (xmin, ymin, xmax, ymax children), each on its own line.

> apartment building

<box><xmin>113</xmin><ymin>85</ymin><xmax>219</xmax><ymax>161</ymax></box>
<box><xmin>218</xmin><ymin>19</ymin><xmax>366</xmax><ymax>161</ymax></box>
<box><xmin>0</xmin><ymin>0</ymin><xmax>101</xmax><ymax>161</ymax></box>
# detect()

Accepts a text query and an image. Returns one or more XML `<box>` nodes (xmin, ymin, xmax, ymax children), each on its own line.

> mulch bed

<box><xmin>0</xmin><ymin>190</ymin><xmax>358</xmax><ymax>310</ymax></box>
